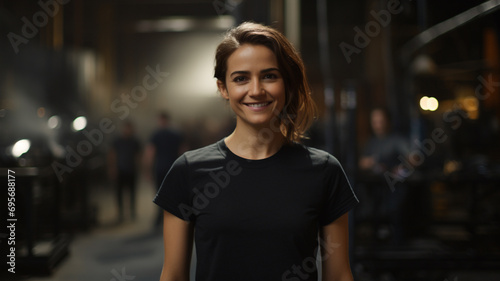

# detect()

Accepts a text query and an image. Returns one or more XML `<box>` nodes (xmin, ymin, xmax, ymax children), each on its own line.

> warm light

<box><xmin>427</xmin><ymin>97</ymin><xmax>439</xmax><ymax>111</ymax></box>
<box><xmin>48</xmin><ymin>115</ymin><xmax>61</xmax><ymax>129</ymax></box>
<box><xmin>12</xmin><ymin>139</ymin><xmax>31</xmax><ymax>158</ymax></box>
<box><xmin>462</xmin><ymin>96</ymin><xmax>479</xmax><ymax>120</ymax></box>
<box><xmin>420</xmin><ymin>96</ymin><xmax>429</xmax><ymax>110</ymax></box>
<box><xmin>462</xmin><ymin>96</ymin><xmax>478</xmax><ymax>111</ymax></box>
<box><xmin>72</xmin><ymin>116</ymin><xmax>87</xmax><ymax>131</ymax></box>
<box><xmin>420</xmin><ymin>96</ymin><xmax>439</xmax><ymax>111</ymax></box>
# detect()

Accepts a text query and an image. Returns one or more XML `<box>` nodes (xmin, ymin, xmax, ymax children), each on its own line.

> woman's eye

<box><xmin>233</xmin><ymin>76</ymin><xmax>248</xmax><ymax>83</ymax></box>
<box><xmin>263</xmin><ymin>73</ymin><xmax>278</xmax><ymax>79</ymax></box>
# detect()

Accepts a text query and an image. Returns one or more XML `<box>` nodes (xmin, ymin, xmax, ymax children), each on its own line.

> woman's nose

<box><xmin>248</xmin><ymin>79</ymin><xmax>265</xmax><ymax>97</ymax></box>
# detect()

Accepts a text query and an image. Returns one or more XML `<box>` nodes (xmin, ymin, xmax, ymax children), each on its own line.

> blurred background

<box><xmin>0</xmin><ymin>0</ymin><xmax>499</xmax><ymax>280</ymax></box>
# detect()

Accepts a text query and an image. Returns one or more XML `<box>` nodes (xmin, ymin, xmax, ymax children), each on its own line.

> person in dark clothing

<box><xmin>359</xmin><ymin>107</ymin><xmax>410</xmax><ymax>174</ymax></box>
<box><xmin>145</xmin><ymin>112</ymin><xmax>184</xmax><ymax>227</ymax></box>
<box><xmin>154</xmin><ymin>22</ymin><xmax>358</xmax><ymax>281</ymax></box>
<box><xmin>358</xmin><ymin>107</ymin><xmax>410</xmax><ymax>245</ymax></box>
<box><xmin>109</xmin><ymin>120</ymin><xmax>141</xmax><ymax>222</ymax></box>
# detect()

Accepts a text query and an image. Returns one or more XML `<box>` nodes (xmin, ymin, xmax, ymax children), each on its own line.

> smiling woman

<box><xmin>153</xmin><ymin>22</ymin><xmax>358</xmax><ymax>281</ymax></box>
<box><xmin>214</xmin><ymin>22</ymin><xmax>316</xmax><ymax>145</ymax></box>
<box><xmin>217</xmin><ymin>44</ymin><xmax>286</xmax><ymax>137</ymax></box>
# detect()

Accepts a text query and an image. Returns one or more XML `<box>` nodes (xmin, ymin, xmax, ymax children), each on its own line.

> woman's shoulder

<box><xmin>179</xmin><ymin>140</ymin><xmax>226</xmax><ymax>166</ymax></box>
<box><xmin>285</xmin><ymin>143</ymin><xmax>341</xmax><ymax>168</ymax></box>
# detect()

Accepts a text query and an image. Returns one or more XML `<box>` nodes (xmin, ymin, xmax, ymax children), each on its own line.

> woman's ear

<box><xmin>217</xmin><ymin>80</ymin><xmax>229</xmax><ymax>100</ymax></box>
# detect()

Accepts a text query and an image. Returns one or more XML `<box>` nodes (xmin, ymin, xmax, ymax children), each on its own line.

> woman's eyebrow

<box><xmin>260</xmin><ymin>68</ymin><xmax>280</xmax><ymax>73</ymax></box>
<box><xmin>230</xmin><ymin>68</ymin><xmax>280</xmax><ymax>77</ymax></box>
<box><xmin>229</xmin><ymin>70</ymin><xmax>249</xmax><ymax>77</ymax></box>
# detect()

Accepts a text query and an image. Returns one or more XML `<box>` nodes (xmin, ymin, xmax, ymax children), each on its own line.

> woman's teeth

<box><xmin>247</xmin><ymin>102</ymin><xmax>270</xmax><ymax>108</ymax></box>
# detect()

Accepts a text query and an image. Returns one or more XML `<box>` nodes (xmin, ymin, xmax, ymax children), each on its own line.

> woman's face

<box><xmin>218</xmin><ymin>44</ymin><xmax>286</xmax><ymax>129</ymax></box>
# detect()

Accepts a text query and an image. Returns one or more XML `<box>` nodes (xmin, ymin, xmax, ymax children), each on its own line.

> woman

<box><xmin>154</xmin><ymin>22</ymin><xmax>358</xmax><ymax>281</ymax></box>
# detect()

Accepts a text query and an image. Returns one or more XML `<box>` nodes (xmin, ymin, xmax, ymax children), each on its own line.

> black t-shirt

<box><xmin>153</xmin><ymin>139</ymin><xmax>358</xmax><ymax>281</ymax></box>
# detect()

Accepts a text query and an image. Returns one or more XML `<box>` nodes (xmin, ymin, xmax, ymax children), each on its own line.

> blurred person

<box><xmin>144</xmin><ymin>112</ymin><xmax>184</xmax><ymax>228</ymax></box>
<box><xmin>358</xmin><ymin>107</ymin><xmax>410</xmax><ymax>245</ymax></box>
<box><xmin>154</xmin><ymin>22</ymin><xmax>358</xmax><ymax>281</ymax></box>
<box><xmin>108</xmin><ymin>120</ymin><xmax>142</xmax><ymax>222</ymax></box>
<box><xmin>359</xmin><ymin>107</ymin><xmax>410</xmax><ymax>174</ymax></box>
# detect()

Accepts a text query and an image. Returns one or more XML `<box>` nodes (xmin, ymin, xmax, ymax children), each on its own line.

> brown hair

<box><xmin>214</xmin><ymin>22</ymin><xmax>316</xmax><ymax>143</ymax></box>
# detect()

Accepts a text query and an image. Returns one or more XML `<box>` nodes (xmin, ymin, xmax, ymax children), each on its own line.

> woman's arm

<box><xmin>320</xmin><ymin>212</ymin><xmax>354</xmax><ymax>281</ymax></box>
<box><xmin>159</xmin><ymin>210</ymin><xmax>194</xmax><ymax>281</ymax></box>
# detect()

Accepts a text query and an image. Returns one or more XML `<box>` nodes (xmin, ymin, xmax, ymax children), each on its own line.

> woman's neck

<box><xmin>224</xmin><ymin>121</ymin><xmax>285</xmax><ymax>160</ymax></box>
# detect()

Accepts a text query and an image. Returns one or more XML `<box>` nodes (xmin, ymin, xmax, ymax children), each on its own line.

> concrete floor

<box><xmin>27</xmin><ymin>176</ymin><xmax>183</xmax><ymax>281</ymax></box>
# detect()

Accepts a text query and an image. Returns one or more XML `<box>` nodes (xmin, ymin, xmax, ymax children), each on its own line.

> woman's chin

<box><xmin>240</xmin><ymin>117</ymin><xmax>276</xmax><ymax>129</ymax></box>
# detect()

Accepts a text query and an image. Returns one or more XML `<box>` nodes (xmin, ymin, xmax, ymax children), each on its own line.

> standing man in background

<box><xmin>358</xmin><ymin>107</ymin><xmax>410</xmax><ymax>245</ymax></box>
<box><xmin>109</xmin><ymin>120</ymin><xmax>142</xmax><ymax>223</ymax></box>
<box><xmin>144</xmin><ymin>112</ymin><xmax>184</xmax><ymax>228</ymax></box>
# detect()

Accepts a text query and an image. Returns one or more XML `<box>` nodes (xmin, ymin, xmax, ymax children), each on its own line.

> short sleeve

<box><xmin>153</xmin><ymin>154</ymin><xmax>194</xmax><ymax>221</ymax></box>
<box><xmin>319</xmin><ymin>155</ymin><xmax>359</xmax><ymax>226</ymax></box>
